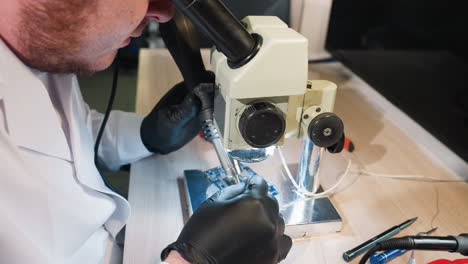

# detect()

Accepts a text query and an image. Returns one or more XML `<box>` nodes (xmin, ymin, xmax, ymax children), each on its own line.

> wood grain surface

<box><xmin>123</xmin><ymin>49</ymin><xmax>468</xmax><ymax>264</ymax></box>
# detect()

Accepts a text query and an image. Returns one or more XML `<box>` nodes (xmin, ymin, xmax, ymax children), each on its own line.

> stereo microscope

<box><xmin>168</xmin><ymin>0</ymin><xmax>346</xmax><ymax>237</ymax></box>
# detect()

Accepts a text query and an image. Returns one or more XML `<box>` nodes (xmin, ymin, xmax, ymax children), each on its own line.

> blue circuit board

<box><xmin>204</xmin><ymin>164</ymin><xmax>279</xmax><ymax>197</ymax></box>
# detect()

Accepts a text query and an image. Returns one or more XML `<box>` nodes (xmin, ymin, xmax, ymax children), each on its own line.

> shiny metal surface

<box><xmin>184</xmin><ymin>138</ymin><xmax>343</xmax><ymax>238</ymax></box>
<box><xmin>296</xmin><ymin>137</ymin><xmax>321</xmax><ymax>193</ymax></box>
<box><xmin>227</xmin><ymin>147</ymin><xmax>275</xmax><ymax>163</ymax></box>
<box><xmin>211</xmin><ymin>137</ymin><xmax>239</xmax><ymax>183</ymax></box>
<box><xmin>276</xmin><ymin>164</ymin><xmax>342</xmax><ymax>238</ymax></box>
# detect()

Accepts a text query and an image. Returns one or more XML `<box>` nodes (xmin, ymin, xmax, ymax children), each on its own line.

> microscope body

<box><xmin>169</xmin><ymin>0</ymin><xmax>345</xmax><ymax>235</ymax></box>
<box><xmin>211</xmin><ymin>16</ymin><xmax>339</xmax><ymax>150</ymax></box>
<box><xmin>286</xmin><ymin>80</ymin><xmax>338</xmax><ymax>140</ymax></box>
<box><xmin>180</xmin><ymin>13</ymin><xmax>344</xmax><ymax>236</ymax></box>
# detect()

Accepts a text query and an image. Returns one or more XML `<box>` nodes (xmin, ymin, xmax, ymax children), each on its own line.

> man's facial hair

<box><xmin>18</xmin><ymin>0</ymin><xmax>97</xmax><ymax>74</ymax></box>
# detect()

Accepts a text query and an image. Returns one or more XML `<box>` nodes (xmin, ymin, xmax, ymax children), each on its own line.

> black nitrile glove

<box><xmin>140</xmin><ymin>81</ymin><xmax>201</xmax><ymax>155</ymax></box>
<box><xmin>161</xmin><ymin>176</ymin><xmax>293</xmax><ymax>264</ymax></box>
<box><xmin>141</xmin><ymin>71</ymin><xmax>214</xmax><ymax>155</ymax></box>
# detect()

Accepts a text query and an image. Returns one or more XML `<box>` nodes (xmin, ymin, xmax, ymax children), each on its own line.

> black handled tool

<box><xmin>343</xmin><ymin>217</ymin><xmax>418</xmax><ymax>262</ymax></box>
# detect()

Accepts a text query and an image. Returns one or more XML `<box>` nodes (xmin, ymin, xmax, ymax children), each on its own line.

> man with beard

<box><xmin>0</xmin><ymin>0</ymin><xmax>292</xmax><ymax>263</ymax></box>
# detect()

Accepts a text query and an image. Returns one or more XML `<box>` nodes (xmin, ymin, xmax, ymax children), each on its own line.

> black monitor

<box><xmin>326</xmin><ymin>0</ymin><xmax>468</xmax><ymax>162</ymax></box>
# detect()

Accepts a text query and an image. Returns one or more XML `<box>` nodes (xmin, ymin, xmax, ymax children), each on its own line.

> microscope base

<box><xmin>183</xmin><ymin>170</ymin><xmax>342</xmax><ymax>238</ymax></box>
<box><xmin>279</xmin><ymin>187</ymin><xmax>343</xmax><ymax>238</ymax></box>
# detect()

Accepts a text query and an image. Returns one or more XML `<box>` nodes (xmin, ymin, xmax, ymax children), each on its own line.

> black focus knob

<box><xmin>308</xmin><ymin>112</ymin><xmax>344</xmax><ymax>148</ymax></box>
<box><xmin>239</xmin><ymin>102</ymin><xmax>286</xmax><ymax>148</ymax></box>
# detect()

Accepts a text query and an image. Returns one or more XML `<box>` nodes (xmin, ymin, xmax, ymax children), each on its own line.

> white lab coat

<box><xmin>0</xmin><ymin>40</ymin><xmax>153</xmax><ymax>263</ymax></box>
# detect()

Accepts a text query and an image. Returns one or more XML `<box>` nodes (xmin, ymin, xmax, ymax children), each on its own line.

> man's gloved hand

<box><xmin>141</xmin><ymin>70</ymin><xmax>214</xmax><ymax>154</ymax></box>
<box><xmin>161</xmin><ymin>176</ymin><xmax>293</xmax><ymax>264</ymax></box>
<box><xmin>140</xmin><ymin>82</ymin><xmax>200</xmax><ymax>154</ymax></box>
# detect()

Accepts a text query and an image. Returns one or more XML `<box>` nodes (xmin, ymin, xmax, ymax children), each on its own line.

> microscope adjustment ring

<box><xmin>238</xmin><ymin>102</ymin><xmax>286</xmax><ymax>148</ymax></box>
<box><xmin>307</xmin><ymin>112</ymin><xmax>344</xmax><ymax>148</ymax></box>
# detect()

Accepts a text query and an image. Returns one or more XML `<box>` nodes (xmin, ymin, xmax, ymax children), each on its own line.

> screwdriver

<box><xmin>370</xmin><ymin>227</ymin><xmax>438</xmax><ymax>264</ymax></box>
<box><xmin>344</xmin><ymin>217</ymin><xmax>417</xmax><ymax>262</ymax></box>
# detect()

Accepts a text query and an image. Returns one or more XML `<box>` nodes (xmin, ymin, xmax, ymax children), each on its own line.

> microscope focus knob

<box><xmin>308</xmin><ymin>112</ymin><xmax>344</xmax><ymax>148</ymax></box>
<box><xmin>239</xmin><ymin>102</ymin><xmax>285</xmax><ymax>148</ymax></box>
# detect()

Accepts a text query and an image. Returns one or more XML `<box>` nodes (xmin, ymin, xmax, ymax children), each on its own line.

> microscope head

<box><xmin>212</xmin><ymin>17</ymin><xmax>308</xmax><ymax>151</ymax></box>
<box><xmin>171</xmin><ymin>0</ymin><xmax>344</xmax><ymax>155</ymax></box>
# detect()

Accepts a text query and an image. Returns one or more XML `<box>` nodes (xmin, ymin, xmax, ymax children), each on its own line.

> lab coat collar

<box><xmin>59</xmin><ymin>78</ymin><xmax>128</xmax><ymax>237</ymax></box>
<box><xmin>57</xmin><ymin>73</ymin><xmax>130</xmax><ymax>238</ymax></box>
<box><xmin>0</xmin><ymin>40</ymin><xmax>72</xmax><ymax>161</ymax></box>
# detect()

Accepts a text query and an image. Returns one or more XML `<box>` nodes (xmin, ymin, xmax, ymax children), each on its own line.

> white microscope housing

<box><xmin>212</xmin><ymin>16</ymin><xmax>338</xmax><ymax>151</ymax></box>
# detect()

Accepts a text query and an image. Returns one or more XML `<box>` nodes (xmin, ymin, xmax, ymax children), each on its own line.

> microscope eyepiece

<box><xmin>170</xmin><ymin>0</ymin><xmax>260</xmax><ymax>68</ymax></box>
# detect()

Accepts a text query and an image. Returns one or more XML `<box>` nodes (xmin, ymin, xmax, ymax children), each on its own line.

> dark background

<box><xmin>326</xmin><ymin>0</ymin><xmax>468</xmax><ymax>60</ymax></box>
<box><xmin>326</xmin><ymin>0</ymin><xmax>468</xmax><ymax>162</ymax></box>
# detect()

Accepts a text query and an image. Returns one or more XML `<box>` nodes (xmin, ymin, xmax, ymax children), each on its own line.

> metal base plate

<box><xmin>183</xmin><ymin>169</ymin><xmax>342</xmax><ymax>238</ymax></box>
<box><xmin>280</xmin><ymin>187</ymin><xmax>343</xmax><ymax>238</ymax></box>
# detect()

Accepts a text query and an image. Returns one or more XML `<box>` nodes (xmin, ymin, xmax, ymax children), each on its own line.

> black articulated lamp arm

<box><xmin>160</xmin><ymin>11</ymin><xmax>209</xmax><ymax>90</ymax></box>
<box><xmin>359</xmin><ymin>234</ymin><xmax>468</xmax><ymax>264</ymax></box>
<box><xmin>170</xmin><ymin>0</ymin><xmax>261</xmax><ymax>68</ymax></box>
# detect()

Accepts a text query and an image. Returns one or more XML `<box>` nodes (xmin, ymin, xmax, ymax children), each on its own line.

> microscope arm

<box><xmin>160</xmin><ymin>11</ymin><xmax>240</xmax><ymax>183</ymax></box>
<box><xmin>159</xmin><ymin>12</ymin><xmax>210</xmax><ymax>89</ymax></box>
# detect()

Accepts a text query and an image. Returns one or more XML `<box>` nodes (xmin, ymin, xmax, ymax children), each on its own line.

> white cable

<box><xmin>357</xmin><ymin>170</ymin><xmax>466</xmax><ymax>183</ymax></box>
<box><xmin>277</xmin><ymin>146</ymin><xmax>465</xmax><ymax>199</ymax></box>
<box><xmin>349</xmin><ymin>151</ymin><xmax>466</xmax><ymax>183</ymax></box>
<box><xmin>277</xmin><ymin>147</ymin><xmax>352</xmax><ymax>198</ymax></box>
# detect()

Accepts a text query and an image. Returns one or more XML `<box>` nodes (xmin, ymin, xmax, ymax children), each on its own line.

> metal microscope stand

<box><xmin>183</xmin><ymin>138</ymin><xmax>343</xmax><ymax>238</ymax></box>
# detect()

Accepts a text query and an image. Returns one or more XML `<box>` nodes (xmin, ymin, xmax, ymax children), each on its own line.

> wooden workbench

<box><xmin>123</xmin><ymin>49</ymin><xmax>468</xmax><ymax>264</ymax></box>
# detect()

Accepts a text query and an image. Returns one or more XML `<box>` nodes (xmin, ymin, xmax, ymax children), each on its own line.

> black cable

<box><xmin>308</xmin><ymin>57</ymin><xmax>337</xmax><ymax>64</ymax></box>
<box><xmin>358</xmin><ymin>244</ymin><xmax>381</xmax><ymax>264</ymax></box>
<box><xmin>94</xmin><ymin>52</ymin><xmax>120</xmax><ymax>191</ymax></box>
<box><xmin>359</xmin><ymin>235</ymin><xmax>468</xmax><ymax>264</ymax></box>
